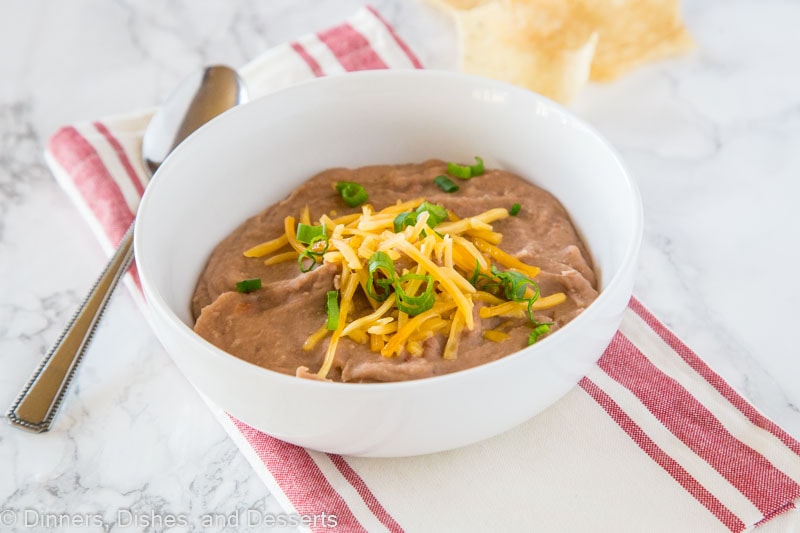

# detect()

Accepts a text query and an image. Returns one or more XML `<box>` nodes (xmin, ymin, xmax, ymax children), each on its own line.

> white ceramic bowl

<box><xmin>135</xmin><ymin>70</ymin><xmax>642</xmax><ymax>457</ymax></box>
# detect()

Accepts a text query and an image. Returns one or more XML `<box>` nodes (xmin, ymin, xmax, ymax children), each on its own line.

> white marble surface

<box><xmin>1</xmin><ymin>0</ymin><xmax>799</xmax><ymax>531</ymax></box>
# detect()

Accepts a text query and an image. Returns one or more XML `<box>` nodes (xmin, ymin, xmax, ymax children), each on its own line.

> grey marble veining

<box><xmin>1</xmin><ymin>0</ymin><xmax>799</xmax><ymax>531</ymax></box>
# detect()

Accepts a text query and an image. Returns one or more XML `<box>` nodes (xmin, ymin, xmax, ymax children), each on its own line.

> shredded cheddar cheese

<box><xmin>242</xmin><ymin>195</ymin><xmax>568</xmax><ymax>380</ymax></box>
<box><xmin>263</xmin><ymin>250</ymin><xmax>298</xmax><ymax>266</ymax></box>
<box><xmin>244</xmin><ymin>235</ymin><xmax>289</xmax><ymax>258</ymax></box>
<box><xmin>483</xmin><ymin>330</ymin><xmax>511</xmax><ymax>343</ymax></box>
<box><xmin>472</xmin><ymin>238</ymin><xmax>541</xmax><ymax>279</ymax></box>
<box><xmin>283</xmin><ymin>216</ymin><xmax>305</xmax><ymax>254</ymax></box>
<box><xmin>478</xmin><ymin>293</ymin><xmax>568</xmax><ymax>319</ymax></box>
<box><xmin>443</xmin><ymin>311</ymin><xmax>465</xmax><ymax>360</ymax></box>
<box><xmin>299</xmin><ymin>205</ymin><xmax>311</xmax><ymax>225</ymax></box>
<box><xmin>382</xmin><ymin>301</ymin><xmax>457</xmax><ymax>357</ymax></box>
<box><xmin>317</xmin><ymin>271</ymin><xmax>360</xmax><ymax>378</ymax></box>
<box><xmin>303</xmin><ymin>323</ymin><xmax>330</xmax><ymax>351</ymax></box>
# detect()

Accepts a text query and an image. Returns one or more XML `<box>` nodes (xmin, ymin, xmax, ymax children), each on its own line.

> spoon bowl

<box><xmin>143</xmin><ymin>66</ymin><xmax>247</xmax><ymax>175</ymax></box>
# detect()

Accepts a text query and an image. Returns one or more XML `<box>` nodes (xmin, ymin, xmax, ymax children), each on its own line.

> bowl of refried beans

<box><xmin>134</xmin><ymin>70</ymin><xmax>642</xmax><ymax>456</ymax></box>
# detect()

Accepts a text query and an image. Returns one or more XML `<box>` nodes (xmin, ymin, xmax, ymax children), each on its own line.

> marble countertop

<box><xmin>2</xmin><ymin>0</ymin><xmax>798</xmax><ymax>531</ymax></box>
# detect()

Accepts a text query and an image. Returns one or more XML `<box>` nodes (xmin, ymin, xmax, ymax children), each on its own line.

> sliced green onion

<box><xmin>415</xmin><ymin>201</ymin><xmax>448</xmax><ymax>227</ymax></box>
<box><xmin>235</xmin><ymin>278</ymin><xmax>262</xmax><ymax>293</ymax></box>
<box><xmin>298</xmin><ymin>249</ymin><xmax>317</xmax><ymax>272</ymax></box>
<box><xmin>528</xmin><ymin>323</ymin><xmax>551</xmax><ymax>345</ymax></box>
<box><xmin>308</xmin><ymin>233</ymin><xmax>329</xmax><ymax>253</ymax></box>
<box><xmin>490</xmin><ymin>265</ymin><xmax>543</xmax><ymax>322</ymax></box>
<box><xmin>492</xmin><ymin>266</ymin><xmax>535</xmax><ymax>301</ymax></box>
<box><xmin>297</xmin><ymin>226</ymin><xmax>329</xmax><ymax>273</ymax></box>
<box><xmin>447</xmin><ymin>156</ymin><xmax>485</xmax><ymax>180</ymax></box>
<box><xmin>297</xmin><ymin>237</ymin><xmax>329</xmax><ymax>273</ymax></box>
<box><xmin>335</xmin><ymin>181</ymin><xmax>368</xmax><ymax>207</ymax></box>
<box><xmin>395</xmin><ymin>273</ymin><xmax>435</xmax><ymax>316</ymax></box>
<box><xmin>469</xmin><ymin>258</ymin><xmax>481</xmax><ymax>287</ymax></box>
<box><xmin>325</xmin><ymin>291</ymin><xmax>340</xmax><ymax>330</ymax></box>
<box><xmin>525</xmin><ymin>284</ymin><xmax>542</xmax><ymax>323</ymax></box>
<box><xmin>433</xmin><ymin>175</ymin><xmax>459</xmax><ymax>193</ymax></box>
<box><xmin>393</xmin><ymin>211</ymin><xmax>417</xmax><ymax>233</ymax></box>
<box><xmin>447</xmin><ymin>161</ymin><xmax>472</xmax><ymax>180</ymax></box>
<box><xmin>510</xmin><ymin>203</ymin><xmax>521</xmax><ymax>216</ymax></box>
<box><xmin>296</xmin><ymin>223</ymin><xmax>325</xmax><ymax>244</ymax></box>
<box><xmin>366</xmin><ymin>251</ymin><xmax>395</xmax><ymax>302</ymax></box>
<box><xmin>469</xmin><ymin>156</ymin><xmax>485</xmax><ymax>176</ymax></box>
<box><xmin>395</xmin><ymin>203</ymin><xmax>447</xmax><ymax>233</ymax></box>
<box><xmin>471</xmin><ymin>268</ymin><xmax>498</xmax><ymax>293</ymax></box>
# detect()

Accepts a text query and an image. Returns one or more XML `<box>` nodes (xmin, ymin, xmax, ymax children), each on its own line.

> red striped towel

<box><xmin>44</xmin><ymin>6</ymin><xmax>800</xmax><ymax>532</ymax></box>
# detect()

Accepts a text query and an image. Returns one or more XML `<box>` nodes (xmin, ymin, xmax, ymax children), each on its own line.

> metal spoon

<box><xmin>7</xmin><ymin>65</ymin><xmax>247</xmax><ymax>433</ymax></box>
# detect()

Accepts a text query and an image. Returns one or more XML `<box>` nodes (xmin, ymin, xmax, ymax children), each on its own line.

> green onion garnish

<box><xmin>433</xmin><ymin>175</ymin><xmax>459</xmax><ymax>193</ymax></box>
<box><xmin>447</xmin><ymin>156</ymin><xmax>485</xmax><ymax>180</ymax></box>
<box><xmin>393</xmin><ymin>211</ymin><xmax>418</xmax><ymax>232</ymax></box>
<box><xmin>469</xmin><ymin>156</ymin><xmax>485</xmax><ymax>176</ymax></box>
<box><xmin>296</xmin><ymin>223</ymin><xmax>325</xmax><ymax>244</ymax></box>
<box><xmin>416</xmin><ymin>201</ymin><xmax>448</xmax><ymax>228</ymax></box>
<box><xmin>395</xmin><ymin>273</ymin><xmax>435</xmax><ymax>316</ymax></box>
<box><xmin>492</xmin><ymin>266</ymin><xmax>536</xmax><ymax>301</ymax></box>
<box><xmin>235</xmin><ymin>278</ymin><xmax>262</xmax><ymax>293</ymax></box>
<box><xmin>528</xmin><ymin>324</ymin><xmax>551</xmax><ymax>345</ymax></box>
<box><xmin>490</xmin><ymin>266</ymin><xmax>543</xmax><ymax>322</ymax></box>
<box><xmin>297</xmin><ymin>225</ymin><xmax>328</xmax><ymax>272</ymax></box>
<box><xmin>325</xmin><ymin>291</ymin><xmax>340</xmax><ymax>330</ymax></box>
<box><xmin>309</xmin><ymin>232</ymin><xmax>329</xmax><ymax>252</ymax></box>
<box><xmin>394</xmin><ymin>202</ymin><xmax>448</xmax><ymax>233</ymax></box>
<box><xmin>298</xmin><ymin>249</ymin><xmax>317</xmax><ymax>272</ymax></box>
<box><xmin>469</xmin><ymin>258</ymin><xmax>481</xmax><ymax>287</ymax></box>
<box><xmin>366</xmin><ymin>251</ymin><xmax>395</xmax><ymax>302</ymax></box>
<box><xmin>447</xmin><ymin>161</ymin><xmax>472</xmax><ymax>179</ymax></box>
<box><xmin>335</xmin><ymin>181</ymin><xmax>369</xmax><ymax>207</ymax></box>
<box><xmin>510</xmin><ymin>203</ymin><xmax>521</xmax><ymax>216</ymax></box>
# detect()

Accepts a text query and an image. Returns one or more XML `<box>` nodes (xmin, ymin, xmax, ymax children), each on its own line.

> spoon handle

<box><xmin>6</xmin><ymin>224</ymin><xmax>135</xmax><ymax>432</ymax></box>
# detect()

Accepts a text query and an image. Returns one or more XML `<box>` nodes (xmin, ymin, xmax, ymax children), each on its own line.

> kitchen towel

<box><xmin>44</xmin><ymin>6</ymin><xmax>800</xmax><ymax>532</ymax></box>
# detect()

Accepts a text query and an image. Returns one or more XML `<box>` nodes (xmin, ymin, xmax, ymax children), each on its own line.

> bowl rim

<box><xmin>134</xmin><ymin>69</ymin><xmax>643</xmax><ymax>392</ymax></box>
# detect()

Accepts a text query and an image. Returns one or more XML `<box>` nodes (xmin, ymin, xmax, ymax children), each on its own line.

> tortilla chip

<box><xmin>572</xmin><ymin>0</ymin><xmax>694</xmax><ymax>81</ymax></box>
<box><xmin>429</xmin><ymin>0</ymin><xmax>693</xmax><ymax>101</ymax></box>
<box><xmin>455</xmin><ymin>0</ymin><xmax>598</xmax><ymax>103</ymax></box>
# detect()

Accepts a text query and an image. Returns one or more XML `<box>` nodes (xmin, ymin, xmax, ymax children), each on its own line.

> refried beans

<box><xmin>192</xmin><ymin>159</ymin><xmax>599</xmax><ymax>382</ymax></box>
